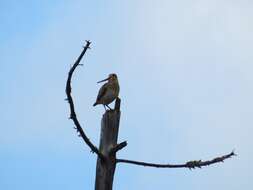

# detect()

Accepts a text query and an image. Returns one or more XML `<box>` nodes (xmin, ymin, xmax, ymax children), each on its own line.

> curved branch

<box><xmin>116</xmin><ymin>151</ymin><xmax>235</xmax><ymax>169</ymax></box>
<box><xmin>65</xmin><ymin>40</ymin><xmax>104</xmax><ymax>159</ymax></box>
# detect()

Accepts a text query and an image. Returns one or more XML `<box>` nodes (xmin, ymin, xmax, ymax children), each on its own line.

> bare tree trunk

<box><xmin>95</xmin><ymin>100</ymin><xmax>121</xmax><ymax>190</ymax></box>
<box><xmin>66</xmin><ymin>42</ymin><xmax>235</xmax><ymax>190</ymax></box>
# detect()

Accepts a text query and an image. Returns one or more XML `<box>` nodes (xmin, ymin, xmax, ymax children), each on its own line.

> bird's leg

<box><xmin>105</xmin><ymin>104</ymin><xmax>113</xmax><ymax>110</ymax></box>
<box><xmin>103</xmin><ymin>105</ymin><xmax>107</xmax><ymax>111</ymax></box>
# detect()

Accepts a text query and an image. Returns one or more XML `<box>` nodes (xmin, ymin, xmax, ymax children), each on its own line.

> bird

<box><xmin>93</xmin><ymin>73</ymin><xmax>120</xmax><ymax>110</ymax></box>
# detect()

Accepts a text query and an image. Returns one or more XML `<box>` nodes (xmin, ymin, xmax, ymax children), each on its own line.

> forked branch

<box><xmin>65</xmin><ymin>41</ymin><xmax>104</xmax><ymax>159</ymax></box>
<box><xmin>116</xmin><ymin>151</ymin><xmax>235</xmax><ymax>169</ymax></box>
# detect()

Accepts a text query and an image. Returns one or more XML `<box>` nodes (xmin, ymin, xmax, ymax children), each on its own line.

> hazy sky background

<box><xmin>1</xmin><ymin>1</ymin><xmax>252</xmax><ymax>189</ymax></box>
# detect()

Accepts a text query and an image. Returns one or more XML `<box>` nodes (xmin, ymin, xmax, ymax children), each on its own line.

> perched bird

<box><xmin>93</xmin><ymin>73</ymin><xmax>120</xmax><ymax>110</ymax></box>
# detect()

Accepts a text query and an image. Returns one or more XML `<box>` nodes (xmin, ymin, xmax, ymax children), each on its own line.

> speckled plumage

<box><xmin>93</xmin><ymin>74</ymin><xmax>120</xmax><ymax>109</ymax></box>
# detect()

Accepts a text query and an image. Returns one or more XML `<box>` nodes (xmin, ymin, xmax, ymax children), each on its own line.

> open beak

<box><xmin>97</xmin><ymin>77</ymin><xmax>109</xmax><ymax>83</ymax></box>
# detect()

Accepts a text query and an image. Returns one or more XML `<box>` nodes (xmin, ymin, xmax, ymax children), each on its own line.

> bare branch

<box><xmin>110</xmin><ymin>141</ymin><xmax>127</xmax><ymax>155</ymax></box>
<box><xmin>65</xmin><ymin>41</ymin><xmax>104</xmax><ymax>159</ymax></box>
<box><xmin>116</xmin><ymin>151</ymin><xmax>236</xmax><ymax>169</ymax></box>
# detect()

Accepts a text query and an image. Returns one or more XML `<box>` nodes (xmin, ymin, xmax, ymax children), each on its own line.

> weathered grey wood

<box><xmin>95</xmin><ymin>99</ymin><xmax>121</xmax><ymax>190</ymax></box>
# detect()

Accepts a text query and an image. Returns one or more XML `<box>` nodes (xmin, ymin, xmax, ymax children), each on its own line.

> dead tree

<box><xmin>65</xmin><ymin>41</ymin><xmax>235</xmax><ymax>190</ymax></box>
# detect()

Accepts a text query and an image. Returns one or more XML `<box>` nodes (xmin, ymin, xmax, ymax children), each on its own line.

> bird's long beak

<box><xmin>97</xmin><ymin>77</ymin><xmax>109</xmax><ymax>83</ymax></box>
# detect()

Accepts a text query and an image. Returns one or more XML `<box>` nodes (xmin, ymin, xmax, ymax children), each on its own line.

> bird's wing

<box><xmin>96</xmin><ymin>83</ymin><xmax>108</xmax><ymax>102</ymax></box>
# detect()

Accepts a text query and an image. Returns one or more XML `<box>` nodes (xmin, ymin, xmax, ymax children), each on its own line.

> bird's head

<box><xmin>97</xmin><ymin>73</ymin><xmax>118</xmax><ymax>83</ymax></box>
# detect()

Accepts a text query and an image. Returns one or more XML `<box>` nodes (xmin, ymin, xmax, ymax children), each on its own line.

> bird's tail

<box><xmin>93</xmin><ymin>102</ymin><xmax>98</xmax><ymax>106</ymax></box>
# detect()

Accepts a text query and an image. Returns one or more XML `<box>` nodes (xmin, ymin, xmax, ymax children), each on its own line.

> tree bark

<box><xmin>95</xmin><ymin>100</ymin><xmax>121</xmax><ymax>190</ymax></box>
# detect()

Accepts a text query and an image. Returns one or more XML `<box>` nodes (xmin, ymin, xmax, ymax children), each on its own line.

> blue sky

<box><xmin>1</xmin><ymin>0</ymin><xmax>253</xmax><ymax>189</ymax></box>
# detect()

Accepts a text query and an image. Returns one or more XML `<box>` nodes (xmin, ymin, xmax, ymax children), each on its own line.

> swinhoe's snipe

<box><xmin>93</xmin><ymin>73</ymin><xmax>120</xmax><ymax>110</ymax></box>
